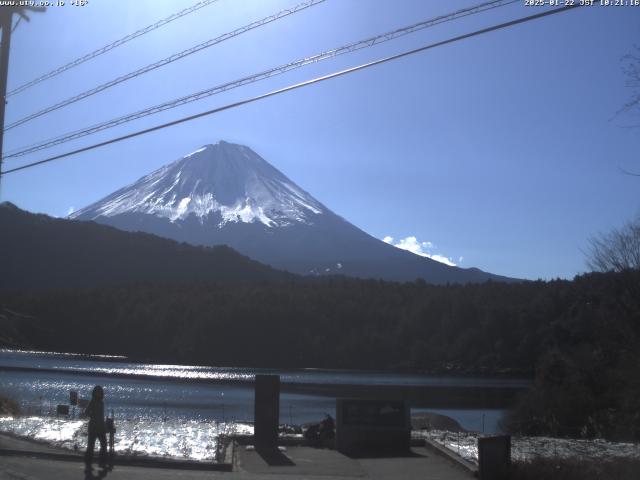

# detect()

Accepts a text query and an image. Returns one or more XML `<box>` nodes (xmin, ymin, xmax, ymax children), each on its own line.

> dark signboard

<box><xmin>69</xmin><ymin>390</ymin><xmax>78</xmax><ymax>406</ymax></box>
<box><xmin>56</xmin><ymin>404</ymin><xmax>70</xmax><ymax>416</ymax></box>
<box><xmin>342</xmin><ymin>400</ymin><xmax>406</xmax><ymax>427</ymax></box>
<box><xmin>336</xmin><ymin>399</ymin><xmax>410</xmax><ymax>455</ymax></box>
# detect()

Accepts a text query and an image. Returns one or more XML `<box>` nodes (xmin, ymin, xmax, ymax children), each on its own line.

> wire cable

<box><xmin>4</xmin><ymin>0</ymin><xmax>327</xmax><ymax>132</ymax></box>
<box><xmin>11</xmin><ymin>16</ymin><xmax>22</xmax><ymax>33</ymax></box>
<box><xmin>6</xmin><ymin>0</ymin><xmax>221</xmax><ymax>98</ymax></box>
<box><xmin>4</xmin><ymin>0</ymin><xmax>517</xmax><ymax>159</ymax></box>
<box><xmin>0</xmin><ymin>4</ymin><xmax>582</xmax><ymax>177</ymax></box>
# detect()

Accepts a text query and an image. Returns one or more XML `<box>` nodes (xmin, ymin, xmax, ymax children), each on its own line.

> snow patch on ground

<box><xmin>413</xmin><ymin>430</ymin><xmax>640</xmax><ymax>464</ymax></box>
<box><xmin>0</xmin><ymin>416</ymin><xmax>253</xmax><ymax>462</ymax></box>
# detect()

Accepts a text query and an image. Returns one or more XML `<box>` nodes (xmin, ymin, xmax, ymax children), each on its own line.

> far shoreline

<box><xmin>0</xmin><ymin>348</ymin><xmax>534</xmax><ymax>379</ymax></box>
<box><xmin>0</xmin><ymin>365</ymin><xmax>527</xmax><ymax>409</ymax></box>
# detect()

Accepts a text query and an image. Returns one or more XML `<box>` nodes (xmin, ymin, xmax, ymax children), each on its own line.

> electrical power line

<box><xmin>0</xmin><ymin>4</ymin><xmax>582</xmax><ymax>178</ymax></box>
<box><xmin>4</xmin><ymin>0</ymin><xmax>327</xmax><ymax>132</ymax></box>
<box><xmin>0</xmin><ymin>5</ymin><xmax>46</xmax><ymax>201</ymax></box>
<box><xmin>6</xmin><ymin>0</ymin><xmax>221</xmax><ymax>98</ymax></box>
<box><xmin>4</xmin><ymin>0</ymin><xmax>517</xmax><ymax>160</ymax></box>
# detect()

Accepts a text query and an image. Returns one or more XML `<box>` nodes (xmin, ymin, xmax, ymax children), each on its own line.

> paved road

<box><xmin>0</xmin><ymin>434</ymin><xmax>474</xmax><ymax>480</ymax></box>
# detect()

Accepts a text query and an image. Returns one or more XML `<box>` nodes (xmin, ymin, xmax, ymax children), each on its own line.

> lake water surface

<box><xmin>0</xmin><ymin>349</ymin><xmax>526</xmax><ymax>460</ymax></box>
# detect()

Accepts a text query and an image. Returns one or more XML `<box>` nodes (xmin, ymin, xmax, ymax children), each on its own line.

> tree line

<box><xmin>1</xmin><ymin>268</ymin><xmax>639</xmax><ymax>440</ymax></box>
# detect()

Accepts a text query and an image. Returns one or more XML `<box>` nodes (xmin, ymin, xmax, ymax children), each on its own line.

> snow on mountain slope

<box><xmin>71</xmin><ymin>141</ymin><xmax>323</xmax><ymax>228</ymax></box>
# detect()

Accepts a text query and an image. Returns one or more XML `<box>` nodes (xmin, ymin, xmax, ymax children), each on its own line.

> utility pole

<box><xmin>0</xmin><ymin>5</ymin><xmax>45</xmax><ymax>197</ymax></box>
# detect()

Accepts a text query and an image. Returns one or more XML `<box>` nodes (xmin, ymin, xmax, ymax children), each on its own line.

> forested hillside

<box><xmin>2</xmin><ymin>270</ymin><xmax>639</xmax><ymax>439</ymax></box>
<box><xmin>0</xmin><ymin>202</ymin><xmax>290</xmax><ymax>289</ymax></box>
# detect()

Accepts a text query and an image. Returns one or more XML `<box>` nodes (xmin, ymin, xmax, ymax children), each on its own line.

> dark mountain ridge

<box><xmin>0</xmin><ymin>202</ymin><xmax>290</xmax><ymax>290</ymax></box>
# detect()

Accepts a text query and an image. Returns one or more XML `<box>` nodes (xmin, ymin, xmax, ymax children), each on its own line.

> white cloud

<box><xmin>67</xmin><ymin>206</ymin><xmax>75</xmax><ymax>216</ymax></box>
<box><xmin>382</xmin><ymin>235</ymin><xmax>458</xmax><ymax>267</ymax></box>
<box><xmin>429</xmin><ymin>254</ymin><xmax>456</xmax><ymax>267</ymax></box>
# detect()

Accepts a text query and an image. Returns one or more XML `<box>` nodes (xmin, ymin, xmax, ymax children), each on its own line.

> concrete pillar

<box><xmin>478</xmin><ymin>435</ymin><xmax>511</xmax><ymax>480</ymax></box>
<box><xmin>254</xmin><ymin>374</ymin><xmax>280</xmax><ymax>448</ymax></box>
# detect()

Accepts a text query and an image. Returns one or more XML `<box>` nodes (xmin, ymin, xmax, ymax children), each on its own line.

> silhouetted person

<box><xmin>305</xmin><ymin>414</ymin><xmax>335</xmax><ymax>443</ymax></box>
<box><xmin>84</xmin><ymin>385</ymin><xmax>107</xmax><ymax>471</ymax></box>
<box><xmin>319</xmin><ymin>414</ymin><xmax>335</xmax><ymax>440</ymax></box>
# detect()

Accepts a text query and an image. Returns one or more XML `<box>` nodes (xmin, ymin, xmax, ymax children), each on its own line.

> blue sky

<box><xmin>1</xmin><ymin>0</ymin><xmax>639</xmax><ymax>280</ymax></box>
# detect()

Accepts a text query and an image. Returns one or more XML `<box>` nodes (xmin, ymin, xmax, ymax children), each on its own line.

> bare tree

<box><xmin>620</xmin><ymin>46</ymin><xmax>640</xmax><ymax>116</ymax></box>
<box><xmin>587</xmin><ymin>217</ymin><xmax>640</xmax><ymax>272</ymax></box>
<box><xmin>615</xmin><ymin>47</ymin><xmax>640</xmax><ymax>176</ymax></box>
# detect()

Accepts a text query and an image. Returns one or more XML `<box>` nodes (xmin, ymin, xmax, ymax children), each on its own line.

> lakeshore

<box><xmin>0</xmin><ymin>349</ymin><xmax>524</xmax><ymax>436</ymax></box>
<box><xmin>1</xmin><ymin>350</ymin><xmax>638</xmax><ymax>474</ymax></box>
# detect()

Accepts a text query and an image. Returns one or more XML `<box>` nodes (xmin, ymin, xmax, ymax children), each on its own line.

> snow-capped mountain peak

<box><xmin>71</xmin><ymin>141</ymin><xmax>323</xmax><ymax>228</ymax></box>
<box><xmin>70</xmin><ymin>140</ymin><xmax>514</xmax><ymax>284</ymax></box>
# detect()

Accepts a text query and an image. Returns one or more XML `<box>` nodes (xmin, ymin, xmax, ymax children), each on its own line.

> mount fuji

<box><xmin>71</xmin><ymin>141</ymin><xmax>512</xmax><ymax>284</ymax></box>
